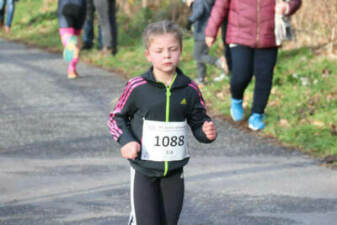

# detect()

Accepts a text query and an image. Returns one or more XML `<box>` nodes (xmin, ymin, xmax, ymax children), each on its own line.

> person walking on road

<box><xmin>0</xmin><ymin>0</ymin><xmax>18</xmax><ymax>33</ymax></box>
<box><xmin>205</xmin><ymin>0</ymin><xmax>302</xmax><ymax>130</ymax></box>
<box><xmin>57</xmin><ymin>0</ymin><xmax>86</xmax><ymax>79</ymax></box>
<box><xmin>108</xmin><ymin>20</ymin><xmax>217</xmax><ymax>225</ymax></box>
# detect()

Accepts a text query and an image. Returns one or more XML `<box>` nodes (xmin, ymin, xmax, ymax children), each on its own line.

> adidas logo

<box><xmin>180</xmin><ymin>98</ymin><xmax>187</xmax><ymax>105</ymax></box>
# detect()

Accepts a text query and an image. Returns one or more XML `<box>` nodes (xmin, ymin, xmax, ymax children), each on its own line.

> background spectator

<box><xmin>97</xmin><ymin>0</ymin><xmax>117</xmax><ymax>55</ymax></box>
<box><xmin>186</xmin><ymin>0</ymin><xmax>228</xmax><ymax>85</ymax></box>
<box><xmin>205</xmin><ymin>0</ymin><xmax>302</xmax><ymax>130</ymax></box>
<box><xmin>0</xmin><ymin>0</ymin><xmax>18</xmax><ymax>33</ymax></box>
<box><xmin>81</xmin><ymin>0</ymin><xmax>102</xmax><ymax>50</ymax></box>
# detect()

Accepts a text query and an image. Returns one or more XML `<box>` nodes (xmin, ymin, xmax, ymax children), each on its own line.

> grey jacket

<box><xmin>188</xmin><ymin>0</ymin><xmax>214</xmax><ymax>41</ymax></box>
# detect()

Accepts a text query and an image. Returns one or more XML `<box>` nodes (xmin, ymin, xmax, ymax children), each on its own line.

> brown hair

<box><xmin>142</xmin><ymin>20</ymin><xmax>183</xmax><ymax>49</ymax></box>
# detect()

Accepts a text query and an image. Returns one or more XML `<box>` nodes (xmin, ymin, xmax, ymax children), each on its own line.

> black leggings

<box><xmin>129</xmin><ymin>168</ymin><xmax>184</xmax><ymax>225</ymax></box>
<box><xmin>230</xmin><ymin>45</ymin><xmax>278</xmax><ymax>114</ymax></box>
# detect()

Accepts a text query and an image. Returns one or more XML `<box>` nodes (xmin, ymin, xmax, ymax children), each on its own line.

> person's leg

<box><xmin>160</xmin><ymin>169</ymin><xmax>184</xmax><ymax>225</ymax></box>
<box><xmin>229</xmin><ymin>45</ymin><xmax>254</xmax><ymax>121</ymax></box>
<box><xmin>224</xmin><ymin>44</ymin><xmax>232</xmax><ymax>72</ymax></box>
<box><xmin>82</xmin><ymin>0</ymin><xmax>95</xmax><ymax>49</ymax></box>
<box><xmin>248</xmin><ymin>47</ymin><xmax>278</xmax><ymax>130</ymax></box>
<box><xmin>97</xmin><ymin>25</ymin><xmax>103</xmax><ymax>49</ymax></box>
<box><xmin>108</xmin><ymin>0</ymin><xmax>117</xmax><ymax>54</ymax></box>
<box><xmin>93</xmin><ymin>0</ymin><xmax>115</xmax><ymax>54</ymax></box>
<box><xmin>195</xmin><ymin>39</ymin><xmax>229</xmax><ymax>80</ymax></box>
<box><xmin>0</xmin><ymin>0</ymin><xmax>4</xmax><ymax>10</ymax></box>
<box><xmin>221</xmin><ymin>19</ymin><xmax>232</xmax><ymax>72</ymax></box>
<box><xmin>4</xmin><ymin>0</ymin><xmax>14</xmax><ymax>32</ymax></box>
<box><xmin>0</xmin><ymin>0</ymin><xmax>4</xmax><ymax>27</ymax></box>
<box><xmin>195</xmin><ymin>40</ymin><xmax>219</xmax><ymax>66</ymax></box>
<box><xmin>59</xmin><ymin>27</ymin><xmax>80</xmax><ymax>78</ymax></box>
<box><xmin>131</xmin><ymin>168</ymin><xmax>162</xmax><ymax>225</ymax></box>
<box><xmin>66</xmin><ymin>29</ymin><xmax>83</xmax><ymax>78</ymax></box>
<box><xmin>61</xmin><ymin>1</ymin><xmax>86</xmax><ymax>79</ymax></box>
<box><xmin>193</xmin><ymin>40</ymin><xmax>207</xmax><ymax>84</ymax></box>
<box><xmin>252</xmin><ymin>47</ymin><xmax>278</xmax><ymax>114</ymax></box>
<box><xmin>230</xmin><ymin>45</ymin><xmax>254</xmax><ymax>100</ymax></box>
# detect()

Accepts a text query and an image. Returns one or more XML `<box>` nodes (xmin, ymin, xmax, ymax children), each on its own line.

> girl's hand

<box><xmin>205</xmin><ymin>36</ymin><xmax>215</xmax><ymax>47</ymax></box>
<box><xmin>275</xmin><ymin>1</ymin><xmax>289</xmax><ymax>15</ymax></box>
<box><xmin>121</xmin><ymin>141</ymin><xmax>140</xmax><ymax>160</ymax></box>
<box><xmin>202</xmin><ymin>121</ymin><xmax>217</xmax><ymax>141</ymax></box>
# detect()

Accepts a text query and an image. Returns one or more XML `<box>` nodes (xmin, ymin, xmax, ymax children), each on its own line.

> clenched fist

<box><xmin>121</xmin><ymin>141</ymin><xmax>140</xmax><ymax>160</ymax></box>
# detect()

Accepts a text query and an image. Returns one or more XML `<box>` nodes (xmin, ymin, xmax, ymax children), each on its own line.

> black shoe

<box><xmin>111</xmin><ymin>48</ymin><xmax>117</xmax><ymax>55</ymax></box>
<box><xmin>101</xmin><ymin>47</ymin><xmax>117</xmax><ymax>56</ymax></box>
<box><xmin>81</xmin><ymin>43</ymin><xmax>93</xmax><ymax>50</ymax></box>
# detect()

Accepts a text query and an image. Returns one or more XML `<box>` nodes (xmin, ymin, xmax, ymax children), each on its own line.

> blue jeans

<box><xmin>0</xmin><ymin>0</ymin><xmax>15</xmax><ymax>27</ymax></box>
<box><xmin>82</xmin><ymin>0</ymin><xmax>102</xmax><ymax>48</ymax></box>
<box><xmin>82</xmin><ymin>16</ymin><xmax>102</xmax><ymax>48</ymax></box>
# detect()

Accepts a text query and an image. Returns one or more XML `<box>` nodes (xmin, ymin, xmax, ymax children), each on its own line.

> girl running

<box><xmin>108</xmin><ymin>20</ymin><xmax>217</xmax><ymax>225</ymax></box>
<box><xmin>58</xmin><ymin>0</ymin><xmax>86</xmax><ymax>79</ymax></box>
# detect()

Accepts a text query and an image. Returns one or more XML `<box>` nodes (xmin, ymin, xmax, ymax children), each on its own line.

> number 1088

<box><xmin>154</xmin><ymin>135</ymin><xmax>185</xmax><ymax>147</ymax></box>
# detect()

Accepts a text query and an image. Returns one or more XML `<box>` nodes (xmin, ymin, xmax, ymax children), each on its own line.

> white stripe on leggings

<box><xmin>128</xmin><ymin>167</ymin><xmax>137</xmax><ymax>225</ymax></box>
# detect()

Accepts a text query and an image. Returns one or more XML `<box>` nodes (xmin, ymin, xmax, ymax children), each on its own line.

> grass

<box><xmin>2</xmin><ymin>0</ymin><xmax>336</xmax><ymax>161</ymax></box>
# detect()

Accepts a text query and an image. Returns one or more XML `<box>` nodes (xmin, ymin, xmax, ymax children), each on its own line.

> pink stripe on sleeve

<box><xmin>189</xmin><ymin>82</ymin><xmax>206</xmax><ymax>109</ymax></box>
<box><xmin>115</xmin><ymin>77</ymin><xmax>144</xmax><ymax>111</ymax></box>
<box><xmin>107</xmin><ymin>77</ymin><xmax>147</xmax><ymax>142</ymax></box>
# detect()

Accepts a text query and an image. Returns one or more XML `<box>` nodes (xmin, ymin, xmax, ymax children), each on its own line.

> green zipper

<box><xmin>163</xmin><ymin>74</ymin><xmax>177</xmax><ymax>176</ymax></box>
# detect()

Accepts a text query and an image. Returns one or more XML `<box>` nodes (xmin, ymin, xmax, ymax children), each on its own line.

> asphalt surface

<box><xmin>0</xmin><ymin>38</ymin><xmax>337</xmax><ymax>225</ymax></box>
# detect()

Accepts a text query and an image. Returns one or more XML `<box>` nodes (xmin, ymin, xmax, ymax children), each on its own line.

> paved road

<box><xmin>1</xmin><ymin>38</ymin><xmax>337</xmax><ymax>225</ymax></box>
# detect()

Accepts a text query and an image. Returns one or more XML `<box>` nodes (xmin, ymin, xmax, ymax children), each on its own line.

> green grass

<box><xmin>2</xmin><ymin>0</ymin><xmax>336</xmax><ymax>160</ymax></box>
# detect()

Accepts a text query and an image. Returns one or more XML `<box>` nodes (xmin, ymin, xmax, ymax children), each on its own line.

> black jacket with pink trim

<box><xmin>108</xmin><ymin>67</ymin><xmax>214</xmax><ymax>177</ymax></box>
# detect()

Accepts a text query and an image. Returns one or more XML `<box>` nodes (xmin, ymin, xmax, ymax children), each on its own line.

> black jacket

<box><xmin>108</xmin><ymin>67</ymin><xmax>214</xmax><ymax>177</ymax></box>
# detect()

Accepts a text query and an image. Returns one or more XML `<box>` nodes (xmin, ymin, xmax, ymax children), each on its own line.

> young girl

<box><xmin>58</xmin><ymin>0</ymin><xmax>86</xmax><ymax>79</ymax></box>
<box><xmin>108</xmin><ymin>20</ymin><xmax>217</xmax><ymax>225</ymax></box>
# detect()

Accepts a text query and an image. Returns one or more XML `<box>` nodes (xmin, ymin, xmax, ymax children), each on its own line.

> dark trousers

<box><xmin>230</xmin><ymin>45</ymin><xmax>278</xmax><ymax>114</ymax></box>
<box><xmin>129</xmin><ymin>168</ymin><xmax>184</xmax><ymax>225</ymax></box>
<box><xmin>193</xmin><ymin>40</ymin><xmax>218</xmax><ymax>81</ymax></box>
<box><xmin>82</xmin><ymin>0</ymin><xmax>102</xmax><ymax>48</ymax></box>
<box><xmin>221</xmin><ymin>19</ymin><xmax>232</xmax><ymax>72</ymax></box>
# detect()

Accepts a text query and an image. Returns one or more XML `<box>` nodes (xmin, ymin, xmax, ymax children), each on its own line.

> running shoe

<box><xmin>214</xmin><ymin>73</ymin><xmax>228</xmax><ymax>82</ymax></box>
<box><xmin>67</xmin><ymin>69</ymin><xmax>79</xmax><ymax>79</ymax></box>
<box><xmin>230</xmin><ymin>98</ymin><xmax>244</xmax><ymax>121</ymax></box>
<box><xmin>215</xmin><ymin>56</ymin><xmax>229</xmax><ymax>75</ymax></box>
<box><xmin>63</xmin><ymin>36</ymin><xmax>77</xmax><ymax>63</ymax></box>
<box><xmin>248</xmin><ymin>113</ymin><xmax>265</xmax><ymax>131</ymax></box>
<box><xmin>194</xmin><ymin>77</ymin><xmax>205</xmax><ymax>88</ymax></box>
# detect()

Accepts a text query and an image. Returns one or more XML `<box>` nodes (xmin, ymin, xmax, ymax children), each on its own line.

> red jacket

<box><xmin>205</xmin><ymin>0</ymin><xmax>302</xmax><ymax>48</ymax></box>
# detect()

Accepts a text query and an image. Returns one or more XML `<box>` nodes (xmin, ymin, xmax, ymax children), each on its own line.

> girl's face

<box><xmin>145</xmin><ymin>33</ymin><xmax>182</xmax><ymax>77</ymax></box>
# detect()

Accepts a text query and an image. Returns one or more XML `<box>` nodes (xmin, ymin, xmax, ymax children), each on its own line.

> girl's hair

<box><xmin>142</xmin><ymin>20</ymin><xmax>183</xmax><ymax>49</ymax></box>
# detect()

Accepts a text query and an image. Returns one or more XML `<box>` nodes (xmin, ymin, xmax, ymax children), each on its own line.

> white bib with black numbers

<box><xmin>141</xmin><ymin>119</ymin><xmax>189</xmax><ymax>161</ymax></box>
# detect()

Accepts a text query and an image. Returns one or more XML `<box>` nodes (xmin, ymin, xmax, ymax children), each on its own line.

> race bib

<box><xmin>141</xmin><ymin>120</ymin><xmax>189</xmax><ymax>161</ymax></box>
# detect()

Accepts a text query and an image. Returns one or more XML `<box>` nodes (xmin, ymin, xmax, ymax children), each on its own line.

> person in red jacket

<box><xmin>205</xmin><ymin>0</ymin><xmax>301</xmax><ymax>130</ymax></box>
